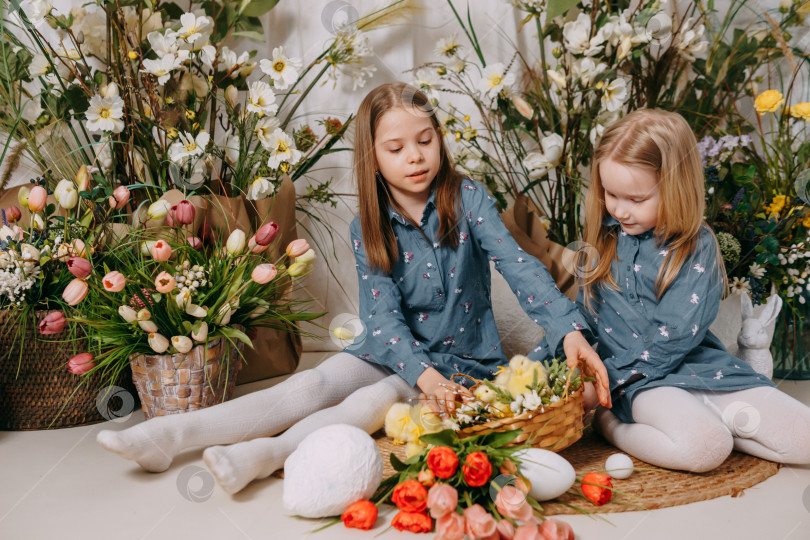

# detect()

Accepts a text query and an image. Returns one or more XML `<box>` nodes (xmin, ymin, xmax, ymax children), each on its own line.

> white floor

<box><xmin>2</xmin><ymin>351</ymin><xmax>810</xmax><ymax>540</ymax></box>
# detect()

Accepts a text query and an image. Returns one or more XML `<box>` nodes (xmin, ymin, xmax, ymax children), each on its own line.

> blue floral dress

<box><xmin>581</xmin><ymin>217</ymin><xmax>776</xmax><ymax>423</ymax></box>
<box><xmin>345</xmin><ymin>178</ymin><xmax>589</xmax><ymax>387</ymax></box>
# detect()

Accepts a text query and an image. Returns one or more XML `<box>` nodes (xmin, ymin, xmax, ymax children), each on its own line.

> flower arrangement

<box><xmin>64</xmin><ymin>198</ymin><xmax>322</xmax><ymax>387</ymax></box>
<box><xmin>0</xmin><ymin>0</ymin><xmax>410</xmax><ymax>205</ymax></box>
<box><xmin>339</xmin><ymin>429</ymin><xmax>580</xmax><ymax>539</ymax></box>
<box><xmin>384</xmin><ymin>356</ymin><xmax>584</xmax><ymax>458</ymax></box>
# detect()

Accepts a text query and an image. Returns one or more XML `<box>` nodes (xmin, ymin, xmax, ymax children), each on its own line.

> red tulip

<box><xmin>248</xmin><ymin>235</ymin><xmax>268</xmax><ymax>254</ymax></box>
<box><xmin>102</xmin><ymin>271</ymin><xmax>126</xmax><ymax>292</ymax></box>
<box><xmin>173</xmin><ymin>200</ymin><xmax>195</xmax><ymax>225</ymax></box>
<box><xmin>66</xmin><ymin>257</ymin><xmax>92</xmax><ymax>279</ymax></box>
<box><xmin>28</xmin><ymin>185</ymin><xmax>47</xmax><ymax>212</ymax></box>
<box><xmin>4</xmin><ymin>206</ymin><xmax>21</xmax><ymax>223</ymax></box>
<box><xmin>255</xmin><ymin>222</ymin><xmax>279</xmax><ymax>246</ymax></box>
<box><xmin>581</xmin><ymin>473</ymin><xmax>613</xmax><ymax>506</ymax></box>
<box><xmin>151</xmin><ymin>240</ymin><xmax>172</xmax><ymax>261</ymax></box>
<box><xmin>62</xmin><ymin>278</ymin><xmax>89</xmax><ymax>305</ymax></box>
<box><xmin>68</xmin><ymin>353</ymin><xmax>95</xmax><ymax>375</ymax></box>
<box><xmin>39</xmin><ymin>311</ymin><xmax>66</xmax><ymax>335</ymax></box>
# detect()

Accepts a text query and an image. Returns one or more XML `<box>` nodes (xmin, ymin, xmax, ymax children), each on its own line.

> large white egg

<box><xmin>514</xmin><ymin>448</ymin><xmax>576</xmax><ymax>501</ymax></box>
<box><xmin>282</xmin><ymin>424</ymin><xmax>383</xmax><ymax>518</ymax></box>
<box><xmin>605</xmin><ymin>453</ymin><xmax>634</xmax><ymax>479</ymax></box>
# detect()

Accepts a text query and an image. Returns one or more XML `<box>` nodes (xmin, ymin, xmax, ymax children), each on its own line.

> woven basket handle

<box><xmin>562</xmin><ymin>360</ymin><xmax>582</xmax><ymax>399</ymax></box>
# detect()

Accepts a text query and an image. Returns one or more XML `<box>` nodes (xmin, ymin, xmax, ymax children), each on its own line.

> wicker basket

<box><xmin>453</xmin><ymin>367</ymin><xmax>586</xmax><ymax>453</ymax></box>
<box><xmin>0</xmin><ymin>310</ymin><xmax>137</xmax><ymax>430</ymax></box>
<box><xmin>131</xmin><ymin>336</ymin><xmax>244</xmax><ymax>419</ymax></box>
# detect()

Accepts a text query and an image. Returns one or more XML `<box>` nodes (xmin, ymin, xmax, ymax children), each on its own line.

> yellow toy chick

<box><xmin>473</xmin><ymin>385</ymin><xmax>511</xmax><ymax>417</ymax></box>
<box><xmin>384</xmin><ymin>402</ymin><xmax>444</xmax><ymax>458</ymax></box>
<box><xmin>494</xmin><ymin>355</ymin><xmax>548</xmax><ymax>398</ymax></box>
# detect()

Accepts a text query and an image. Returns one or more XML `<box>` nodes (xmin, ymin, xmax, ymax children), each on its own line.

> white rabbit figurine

<box><xmin>737</xmin><ymin>292</ymin><xmax>783</xmax><ymax>379</ymax></box>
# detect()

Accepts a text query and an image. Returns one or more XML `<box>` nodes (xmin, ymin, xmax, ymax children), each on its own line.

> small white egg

<box><xmin>605</xmin><ymin>453</ymin><xmax>634</xmax><ymax>480</ymax></box>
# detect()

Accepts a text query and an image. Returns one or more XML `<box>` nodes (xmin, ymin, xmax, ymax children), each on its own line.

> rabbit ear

<box><xmin>740</xmin><ymin>292</ymin><xmax>753</xmax><ymax>319</ymax></box>
<box><xmin>762</xmin><ymin>294</ymin><xmax>783</xmax><ymax>327</ymax></box>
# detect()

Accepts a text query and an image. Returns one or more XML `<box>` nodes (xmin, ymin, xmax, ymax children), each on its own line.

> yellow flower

<box><xmin>754</xmin><ymin>90</ymin><xmax>785</xmax><ymax>114</ymax></box>
<box><xmin>803</xmin><ymin>214</ymin><xmax>810</xmax><ymax>229</ymax></box>
<box><xmin>463</xmin><ymin>114</ymin><xmax>470</xmax><ymax>122</ymax></box>
<box><xmin>790</xmin><ymin>102</ymin><xmax>810</xmax><ymax>121</ymax></box>
<box><xmin>167</xmin><ymin>127</ymin><xmax>178</xmax><ymax>139</ymax></box>
<box><xmin>765</xmin><ymin>194</ymin><xmax>789</xmax><ymax>218</ymax></box>
<box><xmin>166</xmin><ymin>97</ymin><xmax>174</xmax><ymax>105</ymax></box>
<box><xmin>127</xmin><ymin>51</ymin><xmax>138</xmax><ymax>60</ymax></box>
<box><xmin>185</xmin><ymin>110</ymin><xmax>195</xmax><ymax>120</ymax></box>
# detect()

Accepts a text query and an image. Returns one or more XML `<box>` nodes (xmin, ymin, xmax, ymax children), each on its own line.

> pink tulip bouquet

<box><xmin>0</xmin><ymin>168</ymin><xmax>134</xmax><ymax>367</ymax></box>
<box><xmin>64</xmin><ymin>199</ymin><xmax>322</xmax><ymax>384</ymax></box>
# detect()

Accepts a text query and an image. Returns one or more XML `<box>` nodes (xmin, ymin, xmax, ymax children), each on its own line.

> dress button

<box><xmin>626</xmin><ymin>265</ymin><xmax>631</xmax><ymax>271</ymax></box>
<box><xmin>629</xmin><ymin>293</ymin><xmax>636</xmax><ymax>299</ymax></box>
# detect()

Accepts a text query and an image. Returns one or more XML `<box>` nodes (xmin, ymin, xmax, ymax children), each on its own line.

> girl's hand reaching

<box><xmin>563</xmin><ymin>331</ymin><xmax>612</xmax><ymax>408</ymax></box>
<box><xmin>416</xmin><ymin>367</ymin><xmax>474</xmax><ymax>417</ymax></box>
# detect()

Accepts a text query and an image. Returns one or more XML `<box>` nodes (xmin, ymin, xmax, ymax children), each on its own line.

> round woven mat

<box><xmin>375</xmin><ymin>431</ymin><xmax>781</xmax><ymax>514</ymax></box>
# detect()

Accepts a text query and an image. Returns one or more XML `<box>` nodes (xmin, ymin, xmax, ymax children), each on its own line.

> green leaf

<box><xmin>161</xmin><ymin>2</ymin><xmax>185</xmax><ymax>20</ymax></box>
<box><xmin>390</xmin><ymin>452</ymin><xmax>408</xmax><ymax>472</ymax></box>
<box><xmin>418</xmin><ymin>429</ymin><xmax>459</xmax><ymax>447</ymax></box>
<box><xmin>79</xmin><ymin>210</ymin><xmax>93</xmax><ymax>228</ymax></box>
<box><xmin>232</xmin><ymin>30</ymin><xmax>265</xmax><ymax>42</ymax></box>
<box><xmin>761</xmin><ymin>236</ymin><xmax>779</xmax><ymax>252</ymax></box>
<box><xmin>240</xmin><ymin>0</ymin><xmax>280</xmax><ymax>17</ymax></box>
<box><xmin>546</xmin><ymin>0</ymin><xmax>579</xmax><ymax>20</ymax></box>
<box><xmin>217</xmin><ymin>326</ymin><xmax>254</xmax><ymax>348</ymax></box>
<box><xmin>477</xmin><ymin>429</ymin><xmax>522</xmax><ymax>448</ymax></box>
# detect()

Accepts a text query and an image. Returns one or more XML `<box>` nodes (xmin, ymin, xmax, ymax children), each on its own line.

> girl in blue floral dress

<box><xmin>97</xmin><ymin>83</ymin><xmax>610</xmax><ymax>494</ymax></box>
<box><xmin>581</xmin><ymin>108</ymin><xmax>810</xmax><ymax>471</ymax></box>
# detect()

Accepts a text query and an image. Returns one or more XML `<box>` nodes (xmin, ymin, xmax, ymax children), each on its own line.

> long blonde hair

<box><xmin>354</xmin><ymin>82</ymin><xmax>462</xmax><ymax>274</ymax></box>
<box><xmin>581</xmin><ymin>108</ymin><xmax>727</xmax><ymax>311</ymax></box>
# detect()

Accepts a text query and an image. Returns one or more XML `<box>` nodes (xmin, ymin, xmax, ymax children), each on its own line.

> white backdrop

<box><xmin>5</xmin><ymin>0</ymin><xmax>796</xmax><ymax>353</ymax></box>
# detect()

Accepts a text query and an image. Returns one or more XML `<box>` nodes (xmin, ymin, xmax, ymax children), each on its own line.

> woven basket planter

<box><xmin>0</xmin><ymin>310</ymin><xmax>136</xmax><ymax>430</ymax></box>
<box><xmin>457</xmin><ymin>388</ymin><xmax>585</xmax><ymax>452</ymax></box>
<box><xmin>130</xmin><ymin>337</ymin><xmax>244</xmax><ymax>419</ymax></box>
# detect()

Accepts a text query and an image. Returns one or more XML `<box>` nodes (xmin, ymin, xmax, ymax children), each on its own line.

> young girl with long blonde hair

<box><xmin>582</xmin><ymin>108</ymin><xmax>810</xmax><ymax>471</ymax></box>
<box><xmin>96</xmin><ymin>82</ymin><xmax>611</xmax><ymax>494</ymax></box>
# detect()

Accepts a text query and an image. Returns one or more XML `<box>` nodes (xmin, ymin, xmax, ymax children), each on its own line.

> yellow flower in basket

<box><xmin>789</xmin><ymin>102</ymin><xmax>810</xmax><ymax>121</ymax></box>
<box><xmin>754</xmin><ymin>90</ymin><xmax>785</xmax><ymax>114</ymax></box>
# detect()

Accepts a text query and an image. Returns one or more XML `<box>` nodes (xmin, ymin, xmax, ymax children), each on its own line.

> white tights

<box><xmin>596</xmin><ymin>385</ymin><xmax>810</xmax><ymax>472</ymax></box>
<box><xmin>97</xmin><ymin>353</ymin><xmax>417</xmax><ymax>493</ymax></box>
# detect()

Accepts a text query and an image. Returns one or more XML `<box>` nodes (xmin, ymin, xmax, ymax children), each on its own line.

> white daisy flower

<box><xmin>254</xmin><ymin>116</ymin><xmax>281</xmax><ymax>148</ymax></box>
<box><xmin>246</xmin><ymin>177</ymin><xmax>275</xmax><ymax>201</ymax></box>
<box><xmin>260</xmin><ymin>47</ymin><xmax>302</xmax><ymax>90</ymax></box>
<box><xmin>749</xmin><ymin>262</ymin><xmax>766</xmax><ymax>279</ymax></box>
<box><xmin>265</xmin><ymin>128</ymin><xmax>302</xmax><ymax>170</ymax></box>
<box><xmin>434</xmin><ymin>34</ymin><xmax>462</xmax><ymax>57</ymax></box>
<box><xmin>177</xmin><ymin>12</ymin><xmax>212</xmax><ymax>44</ymax></box>
<box><xmin>168</xmin><ymin>131</ymin><xmax>209</xmax><ymax>163</ymax></box>
<box><xmin>730</xmin><ymin>277</ymin><xmax>752</xmax><ymax>295</ymax></box>
<box><xmin>478</xmin><ymin>63</ymin><xmax>515</xmax><ymax>100</ymax></box>
<box><xmin>246</xmin><ymin>81</ymin><xmax>278</xmax><ymax>116</ymax></box>
<box><xmin>85</xmin><ymin>93</ymin><xmax>125</xmax><ymax>133</ymax></box>
<box><xmin>412</xmin><ymin>68</ymin><xmax>442</xmax><ymax>95</ymax></box>
<box><xmin>29</xmin><ymin>53</ymin><xmax>50</xmax><ymax>77</ymax></box>
<box><xmin>601</xmin><ymin>78</ymin><xmax>629</xmax><ymax>112</ymax></box>
<box><xmin>141</xmin><ymin>54</ymin><xmax>183</xmax><ymax>85</ymax></box>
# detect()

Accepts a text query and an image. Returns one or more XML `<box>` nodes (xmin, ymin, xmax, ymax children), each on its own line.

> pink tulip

<box><xmin>102</xmin><ymin>271</ymin><xmax>126</xmax><ymax>292</ymax></box>
<box><xmin>464</xmin><ymin>504</ymin><xmax>497</xmax><ymax>540</ymax></box>
<box><xmin>173</xmin><ymin>200</ymin><xmax>195</xmax><ymax>225</ymax></box>
<box><xmin>496</xmin><ymin>485</ymin><xmax>535</xmax><ymax>523</ymax></box>
<box><xmin>75</xmin><ymin>165</ymin><xmax>90</xmax><ymax>191</ymax></box>
<box><xmin>28</xmin><ymin>185</ymin><xmax>47</xmax><ymax>212</ymax></box>
<box><xmin>62</xmin><ymin>278</ymin><xmax>89</xmax><ymax>305</ymax></box>
<box><xmin>66</xmin><ymin>257</ymin><xmax>92</xmax><ymax>279</ymax></box>
<box><xmin>435</xmin><ymin>512</ymin><xmax>465</xmax><ymax>540</ymax></box>
<box><xmin>537</xmin><ymin>519</ymin><xmax>574</xmax><ymax>540</ymax></box>
<box><xmin>497</xmin><ymin>520</ymin><xmax>516</xmax><ymax>540</ymax></box>
<box><xmin>514</xmin><ymin>525</ymin><xmax>544</xmax><ymax>540</ymax></box>
<box><xmin>5</xmin><ymin>205</ymin><xmax>21</xmax><ymax>223</ymax></box>
<box><xmin>110</xmin><ymin>186</ymin><xmax>130</xmax><ymax>210</ymax></box>
<box><xmin>155</xmin><ymin>271</ymin><xmax>176</xmax><ymax>293</ymax></box>
<box><xmin>67</xmin><ymin>353</ymin><xmax>95</xmax><ymax>375</ymax></box>
<box><xmin>251</xmin><ymin>263</ymin><xmax>278</xmax><ymax>284</ymax></box>
<box><xmin>38</xmin><ymin>311</ymin><xmax>66</xmax><ymax>335</ymax></box>
<box><xmin>151</xmin><ymin>240</ymin><xmax>172</xmax><ymax>261</ymax></box>
<box><xmin>187</xmin><ymin>236</ymin><xmax>202</xmax><ymax>249</ymax></box>
<box><xmin>69</xmin><ymin>239</ymin><xmax>87</xmax><ymax>257</ymax></box>
<box><xmin>248</xmin><ymin>235</ymin><xmax>268</xmax><ymax>254</ymax></box>
<box><xmin>285</xmin><ymin>238</ymin><xmax>310</xmax><ymax>258</ymax></box>
<box><xmin>255</xmin><ymin>222</ymin><xmax>279</xmax><ymax>246</ymax></box>
<box><xmin>427</xmin><ymin>483</ymin><xmax>458</xmax><ymax>519</ymax></box>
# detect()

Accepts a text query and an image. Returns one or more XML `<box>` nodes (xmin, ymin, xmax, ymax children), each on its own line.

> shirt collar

<box><xmin>602</xmin><ymin>215</ymin><xmax>654</xmax><ymax>240</ymax></box>
<box><xmin>388</xmin><ymin>186</ymin><xmax>437</xmax><ymax>226</ymax></box>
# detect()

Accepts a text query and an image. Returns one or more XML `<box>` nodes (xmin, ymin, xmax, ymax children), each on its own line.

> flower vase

<box><xmin>130</xmin><ymin>337</ymin><xmax>244</xmax><ymax>419</ymax></box>
<box><xmin>771</xmin><ymin>306</ymin><xmax>810</xmax><ymax>380</ymax></box>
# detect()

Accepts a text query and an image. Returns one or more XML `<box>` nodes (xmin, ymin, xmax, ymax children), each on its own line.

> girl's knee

<box><xmin>681</xmin><ymin>424</ymin><xmax>734</xmax><ymax>473</ymax></box>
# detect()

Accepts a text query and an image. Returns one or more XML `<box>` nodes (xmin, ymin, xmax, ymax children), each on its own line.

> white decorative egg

<box><xmin>282</xmin><ymin>424</ymin><xmax>383</xmax><ymax>518</ymax></box>
<box><xmin>514</xmin><ymin>448</ymin><xmax>576</xmax><ymax>501</ymax></box>
<box><xmin>605</xmin><ymin>453</ymin><xmax>634</xmax><ymax>479</ymax></box>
